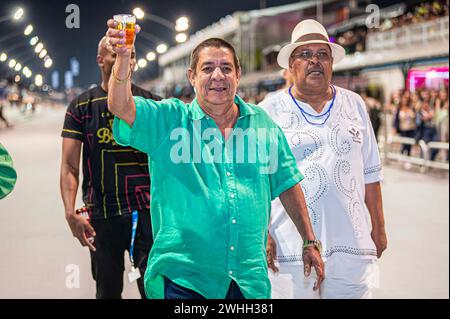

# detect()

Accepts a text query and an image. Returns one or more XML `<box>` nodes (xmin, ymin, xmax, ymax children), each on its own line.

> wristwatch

<box><xmin>302</xmin><ymin>239</ymin><xmax>323</xmax><ymax>253</ymax></box>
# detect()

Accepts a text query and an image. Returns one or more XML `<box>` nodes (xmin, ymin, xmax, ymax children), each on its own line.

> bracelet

<box><xmin>112</xmin><ymin>66</ymin><xmax>131</xmax><ymax>84</ymax></box>
<box><xmin>302</xmin><ymin>239</ymin><xmax>322</xmax><ymax>253</ymax></box>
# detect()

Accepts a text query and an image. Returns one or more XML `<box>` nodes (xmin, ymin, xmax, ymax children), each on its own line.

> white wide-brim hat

<box><xmin>277</xmin><ymin>19</ymin><xmax>346</xmax><ymax>69</ymax></box>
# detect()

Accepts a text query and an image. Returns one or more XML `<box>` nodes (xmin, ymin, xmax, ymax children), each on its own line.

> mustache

<box><xmin>208</xmin><ymin>82</ymin><xmax>229</xmax><ymax>89</ymax></box>
<box><xmin>307</xmin><ymin>66</ymin><xmax>324</xmax><ymax>74</ymax></box>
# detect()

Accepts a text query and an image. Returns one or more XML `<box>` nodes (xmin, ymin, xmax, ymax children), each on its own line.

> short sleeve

<box><xmin>61</xmin><ymin>100</ymin><xmax>83</xmax><ymax>141</ymax></box>
<box><xmin>268</xmin><ymin>126</ymin><xmax>304</xmax><ymax>199</ymax></box>
<box><xmin>358</xmin><ymin>97</ymin><xmax>383</xmax><ymax>184</ymax></box>
<box><xmin>113</xmin><ymin>96</ymin><xmax>181</xmax><ymax>157</ymax></box>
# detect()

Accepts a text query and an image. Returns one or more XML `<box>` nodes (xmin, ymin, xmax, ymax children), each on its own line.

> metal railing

<box><xmin>382</xmin><ymin>135</ymin><xmax>449</xmax><ymax>172</ymax></box>
<box><xmin>367</xmin><ymin>16</ymin><xmax>449</xmax><ymax>51</ymax></box>
<box><xmin>422</xmin><ymin>141</ymin><xmax>450</xmax><ymax>170</ymax></box>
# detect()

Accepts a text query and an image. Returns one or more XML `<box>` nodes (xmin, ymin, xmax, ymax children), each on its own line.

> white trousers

<box><xmin>269</xmin><ymin>254</ymin><xmax>379</xmax><ymax>299</ymax></box>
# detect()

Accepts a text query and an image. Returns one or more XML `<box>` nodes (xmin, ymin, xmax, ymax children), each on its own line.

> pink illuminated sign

<box><xmin>407</xmin><ymin>67</ymin><xmax>449</xmax><ymax>91</ymax></box>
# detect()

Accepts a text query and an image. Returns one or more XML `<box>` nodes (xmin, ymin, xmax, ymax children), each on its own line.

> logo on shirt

<box><xmin>97</xmin><ymin>119</ymin><xmax>117</xmax><ymax>145</ymax></box>
<box><xmin>348</xmin><ymin>126</ymin><xmax>362</xmax><ymax>144</ymax></box>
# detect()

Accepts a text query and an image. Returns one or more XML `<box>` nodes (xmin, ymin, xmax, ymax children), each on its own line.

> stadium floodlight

<box><xmin>176</xmin><ymin>33</ymin><xmax>187</xmax><ymax>43</ymax></box>
<box><xmin>35</xmin><ymin>74</ymin><xmax>43</xmax><ymax>86</ymax></box>
<box><xmin>8</xmin><ymin>59</ymin><xmax>17</xmax><ymax>68</ymax></box>
<box><xmin>137</xmin><ymin>58</ymin><xmax>147</xmax><ymax>68</ymax></box>
<box><xmin>44</xmin><ymin>58</ymin><xmax>53</xmax><ymax>68</ymax></box>
<box><xmin>146</xmin><ymin>51</ymin><xmax>156</xmax><ymax>61</ymax></box>
<box><xmin>156</xmin><ymin>43</ymin><xmax>168</xmax><ymax>54</ymax></box>
<box><xmin>30</xmin><ymin>36</ymin><xmax>39</xmax><ymax>46</ymax></box>
<box><xmin>133</xmin><ymin>8</ymin><xmax>145</xmax><ymax>20</ymax></box>
<box><xmin>24</xmin><ymin>25</ymin><xmax>33</xmax><ymax>36</ymax></box>
<box><xmin>39</xmin><ymin>49</ymin><xmax>47</xmax><ymax>59</ymax></box>
<box><xmin>175</xmin><ymin>17</ymin><xmax>189</xmax><ymax>32</ymax></box>
<box><xmin>35</xmin><ymin>43</ymin><xmax>44</xmax><ymax>53</ymax></box>
<box><xmin>13</xmin><ymin>8</ymin><xmax>24</xmax><ymax>21</ymax></box>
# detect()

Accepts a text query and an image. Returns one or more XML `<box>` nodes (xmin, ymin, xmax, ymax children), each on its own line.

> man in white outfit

<box><xmin>259</xmin><ymin>19</ymin><xmax>388</xmax><ymax>299</ymax></box>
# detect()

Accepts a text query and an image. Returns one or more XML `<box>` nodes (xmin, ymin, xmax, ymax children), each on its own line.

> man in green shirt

<box><xmin>105</xmin><ymin>19</ymin><xmax>323</xmax><ymax>299</ymax></box>
<box><xmin>0</xmin><ymin>143</ymin><xmax>17</xmax><ymax>200</ymax></box>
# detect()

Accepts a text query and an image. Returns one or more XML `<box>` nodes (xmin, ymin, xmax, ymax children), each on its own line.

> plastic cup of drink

<box><xmin>113</xmin><ymin>14</ymin><xmax>136</xmax><ymax>48</ymax></box>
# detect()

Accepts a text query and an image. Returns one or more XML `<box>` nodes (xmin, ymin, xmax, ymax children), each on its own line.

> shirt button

<box><xmin>226</xmin><ymin>172</ymin><xmax>231</xmax><ymax>177</ymax></box>
<box><xmin>229</xmin><ymin>271</ymin><xmax>233</xmax><ymax>275</ymax></box>
<box><xmin>230</xmin><ymin>246</ymin><xmax>235</xmax><ymax>251</ymax></box>
<box><xmin>230</xmin><ymin>194</ymin><xmax>235</xmax><ymax>199</ymax></box>
<box><xmin>232</xmin><ymin>219</ymin><xmax>237</xmax><ymax>224</ymax></box>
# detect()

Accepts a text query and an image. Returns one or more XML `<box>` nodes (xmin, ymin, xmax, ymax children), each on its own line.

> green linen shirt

<box><xmin>0</xmin><ymin>143</ymin><xmax>17</xmax><ymax>200</ymax></box>
<box><xmin>113</xmin><ymin>95</ymin><xmax>303</xmax><ymax>299</ymax></box>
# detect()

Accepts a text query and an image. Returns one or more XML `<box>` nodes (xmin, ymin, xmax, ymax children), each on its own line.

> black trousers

<box><xmin>399</xmin><ymin>130</ymin><xmax>416</xmax><ymax>156</ymax></box>
<box><xmin>89</xmin><ymin>210</ymin><xmax>153</xmax><ymax>299</ymax></box>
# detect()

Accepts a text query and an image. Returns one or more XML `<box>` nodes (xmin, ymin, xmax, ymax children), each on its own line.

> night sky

<box><xmin>0</xmin><ymin>0</ymin><xmax>401</xmax><ymax>89</ymax></box>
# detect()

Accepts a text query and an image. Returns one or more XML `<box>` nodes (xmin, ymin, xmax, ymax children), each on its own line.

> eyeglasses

<box><xmin>291</xmin><ymin>50</ymin><xmax>331</xmax><ymax>62</ymax></box>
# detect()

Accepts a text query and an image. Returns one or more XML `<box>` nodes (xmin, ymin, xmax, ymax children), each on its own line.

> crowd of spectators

<box><xmin>378</xmin><ymin>0</ymin><xmax>449</xmax><ymax>32</ymax></box>
<box><xmin>333</xmin><ymin>0</ymin><xmax>449</xmax><ymax>55</ymax></box>
<box><xmin>386</xmin><ymin>87</ymin><xmax>449</xmax><ymax>160</ymax></box>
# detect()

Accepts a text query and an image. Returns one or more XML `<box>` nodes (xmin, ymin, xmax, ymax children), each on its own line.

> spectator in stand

<box><xmin>385</xmin><ymin>90</ymin><xmax>403</xmax><ymax>137</ymax></box>
<box><xmin>361</xmin><ymin>89</ymin><xmax>383</xmax><ymax>142</ymax></box>
<box><xmin>429</xmin><ymin>89</ymin><xmax>439</xmax><ymax>109</ymax></box>
<box><xmin>410</xmin><ymin>91</ymin><xmax>422</xmax><ymax>112</ymax></box>
<box><xmin>393</xmin><ymin>94</ymin><xmax>417</xmax><ymax>156</ymax></box>
<box><xmin>435</xmin><ymin>89</ymin><xmax>449</xmax><ymax>159</ymax></box>
<box><xmin>387</xmin><ymin>90</ymin><xmax>402</xmax><ymax>112</ymax></box>
<box><xmin>416</xmin><ymin>101</ymin><xmax>439</xmax><ymax>160</ymax></box>
<box><xmin>377</xmin><ymin>0</ymin><xmax>447</xmax><ymax>32</ymax></box>
<box><xmin>419</xmin><ymin>89</ymin><xmax>432</xmax><ymax>107</ymax></box>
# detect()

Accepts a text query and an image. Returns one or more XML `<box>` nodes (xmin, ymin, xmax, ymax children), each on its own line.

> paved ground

<box><xmin>0</xmin><ymin>105</ymin><xmax>448</xmax><ymax>299</ymax></box>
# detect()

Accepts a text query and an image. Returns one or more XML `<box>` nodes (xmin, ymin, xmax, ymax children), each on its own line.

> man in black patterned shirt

<box><xmin>60</xmin><ymin>37</ymin><xmax>160</xmax><ymax>299</ymax></box>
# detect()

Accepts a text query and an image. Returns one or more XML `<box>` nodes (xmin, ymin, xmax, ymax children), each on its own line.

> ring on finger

<box><xmin>107</xmin><ymin>37</ymin><xmax>115</xmax><ymax>47</ymax></box>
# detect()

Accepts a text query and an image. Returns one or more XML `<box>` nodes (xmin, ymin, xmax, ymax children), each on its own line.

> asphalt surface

<box><xmin>0</xmin><ymin>105</ymin><xmax>448</xmax><ymax>299</ymax></box>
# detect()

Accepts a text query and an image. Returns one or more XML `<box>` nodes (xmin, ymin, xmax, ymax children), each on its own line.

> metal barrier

<box><xmin>383</xmin><ymin>135</ymin><xmax>449</xmax><ymax>172</ymax></box>
<box><xmin>422</xmin><ymin>141</ymin><xmax>450</xmax><ymax>171</ymax></box>
<box><xmin>367</xmin><ymin>16</ymin><xmax>449</xmax><ymax>51</ymax></box>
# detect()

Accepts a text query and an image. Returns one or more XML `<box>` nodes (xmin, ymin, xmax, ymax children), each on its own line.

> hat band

<box><xmin>295</xmin><ymin>33</ymin><xmax>329</xmax><ymax>43</ymax></box>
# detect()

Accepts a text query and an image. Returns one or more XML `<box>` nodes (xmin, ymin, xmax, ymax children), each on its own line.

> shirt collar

<box><xmin>188</xmin><ymin>95</ymin><xmax>256</xmax><ymax>120</ymax></box>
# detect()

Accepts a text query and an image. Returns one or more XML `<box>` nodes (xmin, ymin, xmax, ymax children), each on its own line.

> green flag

<box><xmin>0</xmin><ymin>143</ymin><xmax>17</xmax><ymax>199</ymax></box>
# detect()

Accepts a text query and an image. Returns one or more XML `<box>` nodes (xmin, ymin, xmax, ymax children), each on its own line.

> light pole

<box><xmin>0</xmin><ymin>31</ymin><xmax>22</xmax><ymax>43</ymax></box>
<box><xmin>139</xmin><ymin>30</ymin><xmax>166</xmax><ymax>45</ymax></box>
<box><xmin>138</xmin><ymin>30</ymin><xmax>168</xmax><ymax>56</ymax></box>
<box><xmin>132</xmin><ymin>7</ymin><xmax>189</xmax><ymax>44</ymax></box>
<box><xmin>133</xmin><ymin>43</ymin><xmax>157</xmax><ymax>73</ymax></box>
<box><xmin>130</xmin><ymin>8</ymin><xmax>189</xmax><ymax>83</ymax></box>
<box><xmin>6</xmin><ymin>41</ymin><xmax>30</xmax><ymax>54</ymax></box>
<box><xmin>133</xmin><ymin>7</ymin><xmax>176</xmax><ymax>30</ymax></box>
